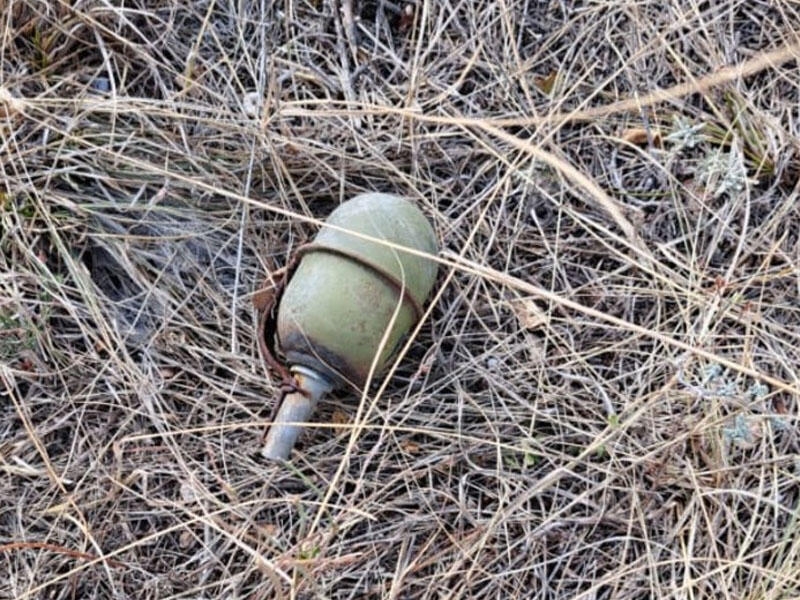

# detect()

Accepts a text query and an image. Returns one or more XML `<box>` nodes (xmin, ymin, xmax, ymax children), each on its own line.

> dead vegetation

<box><xmin>1</xmin><ymin>0</ymin><xmax>800</xmax><ymax>598</ymax></box>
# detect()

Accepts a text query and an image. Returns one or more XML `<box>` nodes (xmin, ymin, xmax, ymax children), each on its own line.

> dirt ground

<box><xmin>2</xmin><ymin>1</ymin><xmax>800</xmax><ymax>598</ymax></box>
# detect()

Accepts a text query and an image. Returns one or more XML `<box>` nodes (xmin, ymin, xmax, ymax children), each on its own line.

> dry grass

<box><xmin>1</xmin><ymin>0</ymin><xmax>800</xmax><ymax>598</ymax></box>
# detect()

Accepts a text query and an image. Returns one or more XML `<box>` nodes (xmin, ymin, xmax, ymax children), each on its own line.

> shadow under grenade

<box><xmin>259</xmin><ymin>193</ymin><xmax>439</xmax><ymax>460</ymax></box>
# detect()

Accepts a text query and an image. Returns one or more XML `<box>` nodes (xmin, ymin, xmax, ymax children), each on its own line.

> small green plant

<box><xmin>503</xmin><ymin>439</ymin><xmax>540</xmax><ymax>470</ymax></box>
<box><xmin>665</xmin><ymin>115</ymin><xmax>705</xmax><ymax>150</ymax></box>
<box><xmin>0</xmin><ymin>310</ymin><xmax>36</xmax><ymax>363</ymax></box>
<box><xmin>698</xmin><ymin>146</ymin><xmax>756</xmax><ymax>198</ymax></box>
<box><xmin>31</xmin><ymin>26</ymin><xmax>50</xmax><ymax>70</ymax></box>
<box><xmin>665</xmin><ymin>105</ymin><xmax>774</xmax><ymax>195</ymax></box>
<box><xmin>679</xmin><ymin>362</ymin><xmax>783</xmax><ymax>453</ymax></box>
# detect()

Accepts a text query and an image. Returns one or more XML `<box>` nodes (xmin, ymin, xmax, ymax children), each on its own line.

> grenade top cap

<box><xmin>312</xmin><ymin>193</ymin><xmax>438</xmax><ymax>307</ymax></box>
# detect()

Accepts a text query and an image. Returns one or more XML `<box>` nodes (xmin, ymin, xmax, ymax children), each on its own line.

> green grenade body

<box><xmin>276</xmin><ymin>193</ymin><xmax>438</xmax><ymax>387</ymax></box>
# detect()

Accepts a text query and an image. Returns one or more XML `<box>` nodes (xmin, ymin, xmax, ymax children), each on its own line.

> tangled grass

<box><xmin>1</xmin><ymin>0</ymin><xmax>800</xmax><ymax>598</ymax></box>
